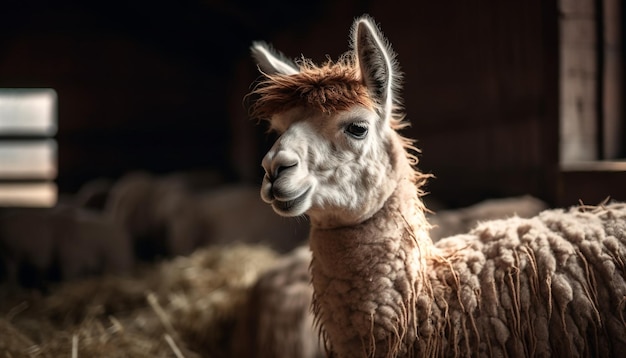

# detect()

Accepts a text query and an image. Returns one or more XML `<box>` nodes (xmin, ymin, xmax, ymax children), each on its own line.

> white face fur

<box><xmin>253</xmin><ymin>15</ymin><xmax>402</xmax><ymax>228</ymax></box>
<box><xmin>260</xmin><ymin>105</ymin><xmax>397</xmax><ymax>228</ymax></box>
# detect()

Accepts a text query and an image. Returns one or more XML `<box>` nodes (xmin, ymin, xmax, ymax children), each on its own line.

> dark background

<box><xmin>0</xmin><ymin>0</ymin><xmax>623</xmax><ymax>208</ymax></box>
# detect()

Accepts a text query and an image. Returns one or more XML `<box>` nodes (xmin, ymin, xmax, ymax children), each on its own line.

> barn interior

<box><xmin>0</xmin><ymin>0</ymin><xmax>625</xmax><ymax>356</ymax></box>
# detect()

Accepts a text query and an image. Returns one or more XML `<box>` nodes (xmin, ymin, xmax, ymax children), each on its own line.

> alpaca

<box><xmin>0</xmin><ymin>205</ymin><xmax>133</xmax><ymax>286</ymax></box>
<box><xmin>104</xmin><ymin>171</ymin><xmax>308</xmax><ymax>258</ymax></box>
<box><xmin>249</xmin><ymin>15</ymin><xmax>626</xmax><ymax>358</ymax></box>
<box><xmin>234</xmin><ymin>195</ymin><xmax>548</xmax><ymax>358</ymax></box>
<box><xmin>233</xmin><ymin>246</ymin><xmax>323</xmax><ymax>358</ymax></box>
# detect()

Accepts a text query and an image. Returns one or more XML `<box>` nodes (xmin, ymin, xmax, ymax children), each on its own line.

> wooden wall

<box><xmin>0</xmin><ymin>1</ymin><xmax>563</xmax><ymax>208</ymax></box>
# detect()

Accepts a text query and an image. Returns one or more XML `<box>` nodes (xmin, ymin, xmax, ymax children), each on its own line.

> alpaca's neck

<box><xmin>309</xmin><ymin>178</ymin><xmax>432</xmax><ymax>358</ymax></box>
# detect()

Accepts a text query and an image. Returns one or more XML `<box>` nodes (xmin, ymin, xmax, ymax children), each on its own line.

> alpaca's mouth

<box><xmin>271</xmin><ymin>187</ymin><xmax>311</xmax><ymax>216</ymax></box>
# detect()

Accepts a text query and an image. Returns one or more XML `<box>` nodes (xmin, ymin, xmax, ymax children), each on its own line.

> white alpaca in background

<box><xmin>249</xmin><ymin>15</ymin><xmax>626</xmax><ymax>358</ymax></box>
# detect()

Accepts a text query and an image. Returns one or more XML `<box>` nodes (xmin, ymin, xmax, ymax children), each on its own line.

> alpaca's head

<box><xmin>249</xmin><ymin>16</ymin><xmax>425</xmax><ymax>228</ymax></box>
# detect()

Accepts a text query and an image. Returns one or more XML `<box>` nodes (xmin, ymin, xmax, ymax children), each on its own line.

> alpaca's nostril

<box><xmin>263</xmin><ymin>150</ymin><xmax>299</xmax><ymax>181</ymax></box>
<box><xmin>274</xmin><ymin>162</ymin><xmax>297</xmax><ymax>179</ymax></box>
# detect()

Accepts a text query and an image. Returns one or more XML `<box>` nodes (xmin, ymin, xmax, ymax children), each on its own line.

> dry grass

<box><xmin>0</xmin><ymin>244</ymin><xmax>279</xmax><ymax>358</ymax></box>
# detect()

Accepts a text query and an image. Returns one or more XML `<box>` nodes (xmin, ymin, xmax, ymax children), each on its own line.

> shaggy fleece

<box><xmin>423</xmin><ymin>203</ymin><xmax>626</xmax><ymax>357</ymax></box>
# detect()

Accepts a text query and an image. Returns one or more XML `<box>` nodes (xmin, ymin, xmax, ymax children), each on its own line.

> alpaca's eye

<box><xmin>345</xmin><ymin>123</ymin><xmax>368</xmax><ymax>139</ymax></box>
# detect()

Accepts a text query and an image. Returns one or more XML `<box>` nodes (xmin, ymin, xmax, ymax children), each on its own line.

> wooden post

<box><xmin>602</xmin><ymin>0</ymin><xmax>623</xmax><ymax>159</ymax></box>
<box><xmin>559</xmin><ymin>0</ymin><xmax>598</xmax><ymax>164</ymax></box>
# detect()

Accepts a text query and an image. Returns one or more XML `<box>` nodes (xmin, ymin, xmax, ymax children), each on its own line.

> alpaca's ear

<box><xmin>251</xmin><ymin>41</ymin><xmax>299</xmax><ymax>75</ymax></box>
<box><xmin>352</xmin><ymin>15</ymin><xmax>399</xmax><ymax>121</ymax></box>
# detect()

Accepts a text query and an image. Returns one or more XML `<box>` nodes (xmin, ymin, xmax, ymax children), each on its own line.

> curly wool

<box><xmin>417</xmin><ymin>203</ymin><xmax>626</xmax><ymax>357</ymax></box>
<box><xmin>311</xmin><ymin>199</ymin><xmax>626</xmax><ymax>358</ymax></box>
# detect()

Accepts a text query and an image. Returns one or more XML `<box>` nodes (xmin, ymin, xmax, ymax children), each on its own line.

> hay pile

<box><xmin>0</xmin><ymin>244</ymin><xmax>279</xmax><ymax>357</ymax></box>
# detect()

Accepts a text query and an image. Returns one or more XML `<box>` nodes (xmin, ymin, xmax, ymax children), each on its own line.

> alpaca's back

<box><xmin>427</xmin><ymin>203</ymin><xmax>626</xmax><ymax>357</ymax></box>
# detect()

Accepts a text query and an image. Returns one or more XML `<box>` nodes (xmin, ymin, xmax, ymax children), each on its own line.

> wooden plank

<box><xmin>559</xmin><ymin>0</ymin><xmax>598</xmax><ymax>163</ymax></box>
<box><xmin>0</xmin><ymin>140</ymin><xmax>57</xmax><ymax>179</ymax></box>
<box><xmin>561</xmin><ymin>160</ymin><xmax>626</xmax><ymax>171</ymax></box>
<box><xmin>560</xmin><ymin>0</ymin><xmax>594</xmax><ymax>15</ymax></box>
<box><xmin>0</xmin><ymin>88</ymin><xmax>57</xmax><ymax>135</ymax></box>
<box><xmin>0</xmin><ymin>182</ymin><xmax>57</xmax><ymax>207</ymax></box>
<box><xmin>602</xmin><ymin>0</ymin><xmax>623</xmax><ymax>159</ymax></box>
